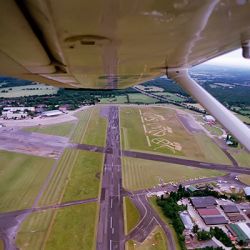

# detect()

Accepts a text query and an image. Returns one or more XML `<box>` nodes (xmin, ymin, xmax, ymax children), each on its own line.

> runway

<box><xmin>96</xmin><ymin>106</ymin><xmax>124</xmax><ymax>250</ymax></box>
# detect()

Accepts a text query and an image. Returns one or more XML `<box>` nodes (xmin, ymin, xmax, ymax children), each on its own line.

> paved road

<box><xmin>96</xmin><ymin>106</ymin><xmax>124</xmax><ymax>250</ymax></box>
<box><xmin>73</xmin><ymin>145</ymin><xmax>250</xmax><ymax>174</ymax></box>
<box><xmin>127</xmin><ymin>194</ymin><xmax>176</xmax><ymax>250</ymax></box>
<box><xmin>123</xmin><ymin>150</ymin><xmax>250</xmax><ymax>174</ymax></box>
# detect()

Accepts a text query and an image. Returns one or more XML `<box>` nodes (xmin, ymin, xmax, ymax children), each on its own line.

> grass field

<box><xmin>0</xmin><ymin>85</ymin><xmax>58</xmax><ymax>98</ymax></box>
<box><xmin>154</xmin><ymin>92</ymin><xmax>186</xmax><ymax>102</ymax></box>
<box><xmin>99</xmin><ymin>95</ymin><xmax>128</xmax><ymax>104</ymax></box>
<box><xmin>149</xmin><ymin>197</ymin><xmax>180</xmax><ymax>250</ymax></box>
<box><xmin>38</xmin><ymin>149</ymin><xmax>103</xmax><ymax>206</ymax></box>
<box><xmin>238</xmin><ymin>175</ymin><xmax>250</xmax><ymax>185</ymax></box>
<box><xmin>120</xmin><ymin>106</ymin><xmax>230</xmax><ymax>164</ymax></box>
<box><xmin>82</xmin><ymin>107</ymin><xmax>107</xmax><ymax>147</ymax></box>
<box><xmin>127</xmin><ymin>94</ymin><xmax>159</xmax><ymax>104</ymax></box>
<box><xmin>126</xmin><ymin>226</ymin><xmax>167</xmax><ymax>250</ymax></box>
<box><xmin>71</xmin><ymin>108</ymin><xmax>93</xmax><ymax>144</ymax></box>
<box><xmin>0</xmin><ymin>151</ymin><xmax>54</xmax><ymax>212</ymax></box>
<box><xmin>194</xmin><ymin>134</ymin><xmax>231</xmax><ymax>165</ymax></box>
<box><xmin>124</xmin><ymin>197</ymin><xmax>141</xmax><ymax>234</ymax></box>
<box><xmin>203</xmin><ymin>124</ymin><xmax>223</xmax><ymax>136</ymax></box>
<box><xmin>17</xmin><ymin>203</ymin><xmax>98</xmax><ymax>250</ymax></box>
<box><xmin>25</xmin><ymin>121</ymin><xmax>75</xmax><ymax>137</ymax></box>
<box><xmin>122</xmin><ymin>157</ymin><xmax>224</xmax><ymax>191</ymax></box>
<box><xmin>227</xmin><ymin>149</ymin><xmax>250</xmax><ymax>167</ymax></box>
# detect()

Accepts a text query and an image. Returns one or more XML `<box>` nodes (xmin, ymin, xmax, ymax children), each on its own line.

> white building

<box><xmin>3</xmin><ymin>107</ymin><xmax>35</xmax><ymax>112</ymax></box>
<box><xmin>41</xmin><ymin>110</ymin><xmax>63</xmax><ymax>117</ymax></box>
<box><xmin>3</xmin><ymin>111</ymin><xmax>27</xmax><ymax>119</ymax></box>
<box><xmin>204</xmin><ymin>115</ymin><xmax>216</xmax><ymax>123</ymax></box>
<box><xmin>243</xmin><ymin>187</ymin><xmax>250</xmax><ymax>196</ymax></box>
<box><xmin>180</xmin><ymin>211</ymin><xmax>194</xmax><ymax>230</ymax></box>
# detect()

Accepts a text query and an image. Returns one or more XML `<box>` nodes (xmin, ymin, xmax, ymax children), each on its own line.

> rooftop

<box><xmin>202</xmin><ymin>215</ymin><xmax>228</xmax><ymax>225</ymax></box>
<box><xmin>221</xmin><ymin>205</ymin><xmax>239</xmax><ymax>213</ymax></box>
<box><xmin>197</xmin><ymin>208</ymin><xmax>221</xmax><ymax>216</ymax></box>
<box><xmin>190</xmin><ymin>196</ymin><xmax>217</xmax><ymax>208</ymax></box>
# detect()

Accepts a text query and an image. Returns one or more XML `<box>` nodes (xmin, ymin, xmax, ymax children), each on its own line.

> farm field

<box><xmin>120</xmin><ymin>106</ymin><xmax>230</xmax><ymax>164</ymax></box>
<box><xmin>25</xmin><ymin>121</ymin><xmax>75</xmax><ymax>137</ymax></box>
<box><xmin>154</xmin><ymin>92</ymin><xmax>186</xmax><ymax>102</ymax></box>
<box><xmin>123</xmin><ymin>197</ymin><xmax>141</xmax><ymax>235</ymax></box>
<box><xmin>99</xmin><ymin>95</ymin><xmax>128</xmax><ymax>104</ymax></box>
<box><xmin>38</xmin><ymin>149</ymin><xmax>103</xmax><ymax>206</ymax></box>
<box><xmin>126</xmin><ymin>226</ymin><xmax>167</xmax><ymax>250</ymax></box>
<box><xmin>82</xmin><ymin>107</ymin><xmax>107</xmax><ymax>147</ymax></box>
<box><xmin>122</xmin><ymin>157</ymin><xmax>224</xmax><ymax>191</ymax></box>
<box><xmin>0</xmin><ymin>85</ymin><xmax>58</xmax><ymax>98</ymax></box>
<box><xmin>127</xmin><ymin>93</ymin><xmax>159</xmax><ymax>104</ymax></box>
<box><xmin>0</xmin><ymin>150</ymin><xmax>54</xmax><ymax>212</ymax></box>
<box><xmin>238</xmin><ymin>174</ymin><xmax>250</xmax><ymax>185</ymax></box>
<box><xmin>17</xmin><ymin>203</ymin><xmax>98</xmax><ymax>250</ymax></box>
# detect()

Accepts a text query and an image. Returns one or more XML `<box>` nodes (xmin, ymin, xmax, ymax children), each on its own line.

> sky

<box><xmin>204</xmin><ymin>49</ymin><xmax>250</xmax><ymax>69</ymax></box>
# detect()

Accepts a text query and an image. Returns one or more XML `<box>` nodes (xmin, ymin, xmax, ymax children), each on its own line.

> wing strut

<box><xmin>167</xmin><ymin>68</ymin><xmax>250</xmax><ymax>151</ymax></box>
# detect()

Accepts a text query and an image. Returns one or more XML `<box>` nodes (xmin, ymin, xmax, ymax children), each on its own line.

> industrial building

<box><xmin>227</xmin><ymin>224</ymin><xmax>250</xmax><ymax>244</ymax></box>
<box><xmin>41</xmin><ymin>110</ymin><xmax>63</xmax><ymax>117</ymax></box>
<box><xmin>204</xmin><ymin>115</ymin><xmax>216</xmax><ymax>123</ymax></box>
<box><xmin>2</xmin><ymin>107</ymin><xmax>35</xmax><ymax>112</ymax></box>
<box><xmin>202</xmin><ymin>215</ymin><xmax>228</xmax><ymax>225</ymax></box>
<box><xmin>180</xmin><ymin>211</ymin><xmax>194</xmax><ymax>230</ymax></box>
<box><xmin>244</xmin><ymin>187</ymin><xmax>250</xmax><ymax>197</ymax></box>
<box><xmin>190</xmin><ymin>196</ymin><xmax>217</xmax><ymax>209</ymax></box>
<box><xmin>221</xmin><ymin>205</ymin><xmax>245</xmax><ymax>222</ymax></box>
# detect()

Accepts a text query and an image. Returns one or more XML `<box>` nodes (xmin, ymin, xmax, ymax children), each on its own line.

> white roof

<box><xmin>238</xmin><ymin>223</ymin><xmax>250</xmax><ymax>239</ymax></box>
<box><xmin>42</xmin><ymin>110</ymin><xmax>63</xmax><ymax>116</ymax></box>
<box><xmin>244</xmin><ymin>187</ymin><xmax>250</xmax><ymax>196</ymax></box>
<box><xmin>180</xmin><ymin>212</ymin><xmax>193</xmax><ymax>230</ymax></box>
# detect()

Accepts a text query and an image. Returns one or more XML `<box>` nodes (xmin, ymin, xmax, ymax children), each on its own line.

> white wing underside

<box><xmin>0</xmin><ymin>0</ymin><xmax>250</xmax><ymax>150</ymax></box>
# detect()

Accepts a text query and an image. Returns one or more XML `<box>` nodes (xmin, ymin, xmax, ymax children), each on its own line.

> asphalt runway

<box><xmin>96</xmin><ymin>106</ymin><xmax>124</xmax><ymax>250</ymax></box>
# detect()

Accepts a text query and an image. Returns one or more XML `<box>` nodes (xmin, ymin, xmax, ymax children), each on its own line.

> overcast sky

<box><xmin>204</xmin><ymin>49</ymin><xmax>250</xmax><ymax>68</ymax></box>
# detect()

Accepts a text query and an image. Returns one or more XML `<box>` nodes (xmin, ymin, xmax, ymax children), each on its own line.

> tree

<box><xmin>192</xmin><ymin>224</ymin><xmax>199</xmax><ymax>233</ymax></box>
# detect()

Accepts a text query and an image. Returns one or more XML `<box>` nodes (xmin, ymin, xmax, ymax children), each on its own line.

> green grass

<box><xmin>238</xmin><ymin>174</ymin><xmax>250</xmax><ymax>185</ymax></box>
<box><xmin>154</xmin><ymin>92</ymin><xmax>185</xmax><ymax>102</ymax></box>
<box><xmin>120</xmin><ymin>106</ymin><xmax>230</xmax><ymax>163</ymax></box>
<box><xmin>122</xmin><ymin>157</ymin><xmax>224</xmax><ymax>191</ymax></box>
<box><xmin>17</xmin><ymin>203</ymin><xmax>98</xmax><ymax>250</ymax></box>
<box><xmin>203</xmin><ymin>124</ymin><xmax>223</xmax><ymax>136</ymax></box>
<box><xmin>25</xmin><ymin>121</ymin><xmax>75</xmax><ymax>137</ymax></box>
<box><xmin>99</xmin><ymin>95</ymin><xmax>128</xmax><ymax>104</ymax></box>
<box><xmin>149</xmin><ymin>197</ymin><xmax>180</xmax><ymax>250</ymax></box>
<box><xmin>0</xmin><ymin>85</ymin><xmax>58</xmax><ymax>97</ymax></box>
<box><xmin>227</xmin><ymin>149</ymin><xmax>250</xmax><ymax>167</ymax></box>
<box><xmin>71</xmin><ymin>108</ymin><xmax>93</xmax><ymax>144</ymax></box>
<box><xmin>38</xmin><ymin>149</ymin><xmax>103</xmax><ymax>206</ymax></box>
<box><xmin>62</xmin><ymin>151</ymin><xmax>103</xmax><ymax>202</ymax></box>
<box><xmin>127</xmin><ymin>93</ymin><xmax>159</xmax><ymax>104</ymax></box>
<box><xmin>0</xmin><ymin>151</ymin><xmax>54</xmax><ymax>212</ymax></box>
<box><xmin>124</xmin><ymin>197</ymin><xmax>141</xmax><ymax>234</ymax></box>
<box><xmin>235</xmin><ymin>113</ymin><xmax>250</xmax><ymax>124</ymax></box>
<box><xmin>194</xmin><ymin>134</ymin><xmax>231</xmax><ymax>165</ymax></box>
<box><xmin>126</xmin><ymin>226</ymin><xmax>167</xmax><ymax>250</ymax></box>
<box><xmin>82</xmin><ymin>107</ymin><xmax>107</xmax><ymax>147</ymax></box>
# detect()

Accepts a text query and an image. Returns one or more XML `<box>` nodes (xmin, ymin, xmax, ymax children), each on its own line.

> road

<box><xmin>126</xmin><ymin>194</ymin><xmax>176</xmax><ymax>250</ymax></box>
<box><xmin>96</xmin><ymin>106</ymin><xmax>125</xmax><ymax>250</ymax></box>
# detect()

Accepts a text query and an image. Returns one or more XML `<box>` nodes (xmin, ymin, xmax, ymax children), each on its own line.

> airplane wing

<box><xmin>1</xmin><ymin>0</ymin><xmax>250</xmax><ymax>89</ymax></box>
<box><xmin>1</xmin><ymin>0</ymin><xmax>250</xmax><ymax>150</ymax></box>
